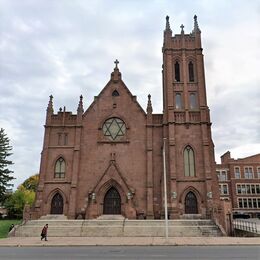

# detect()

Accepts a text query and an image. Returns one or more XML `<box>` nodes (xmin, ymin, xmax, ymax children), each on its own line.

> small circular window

<box><xmin>102</xmin><ymin>117</ymin><xmax>126</xmax><ymax>141</ymax></box>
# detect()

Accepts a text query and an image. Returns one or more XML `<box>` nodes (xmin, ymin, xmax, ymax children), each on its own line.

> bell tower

<box><xmin>162</xmin><ymin>15</ymin><xmax>220</xmax><ymax>218</ymax></box>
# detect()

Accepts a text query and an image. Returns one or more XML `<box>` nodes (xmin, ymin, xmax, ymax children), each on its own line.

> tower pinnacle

<box><xmin>193</xmin><ymin>15</ymin><xmax>201</xmax><ymax>33</ymax></box>
<box><xmin>146</xmin><ymin>94</ymin><xmax>153</xmax><ymax>114</ymax></box>
<box><xmin>164</xmin><ymin>15</ymin><xmax>172</xmax><ymax>41</ymax></box>
<box><xmin>47</xmin><ymin>95</ymin><xmax>53</xmax><ymax>114</ymax></box>
<box><xmin>165</xmin><ymin>15</ymin><xmax>171</xmax><ymax>31</ymax></box>
<box><xmin>77</xmin><ymin>95</ymin><xmax>84</xmax><ymax>114</ymax></box>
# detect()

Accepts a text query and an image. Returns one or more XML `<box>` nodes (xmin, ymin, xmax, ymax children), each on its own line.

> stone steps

<box><xmin>13</xmin><ymin>219</ymin><xmax>223</xmax><ymax>237</ymax></box>
<box><xmin>21</xmin><ymin>219</ymin><xmax>216</xmax><ymax>226</ymax></box>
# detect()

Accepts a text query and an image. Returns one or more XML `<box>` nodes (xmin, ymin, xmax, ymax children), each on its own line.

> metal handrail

<box><xmin>233</xmin><ymin>219</ymin><xmax>258</xmax><ymax>234</ymax></box>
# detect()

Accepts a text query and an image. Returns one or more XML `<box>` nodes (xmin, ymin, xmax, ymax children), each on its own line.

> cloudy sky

<box><xmin>0</xmin><ymin>0</ymin><xmax>259</xmax><ymax>188</ymax></box>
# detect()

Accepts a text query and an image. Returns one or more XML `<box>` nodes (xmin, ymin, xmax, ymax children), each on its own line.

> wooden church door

<box><xmin>51</xmin><ymin>193</ymin><xmax>64</xmax><ymax>214</ymax></box>
<box><xmin>185</xmin><ymin>191</ymin><xmax>198</xmax><ymax>214</ymax></box>
<box><xmin>103</xmin><ymin>187</ymin><xmax>121</xmax><ymax>214</ymax></box>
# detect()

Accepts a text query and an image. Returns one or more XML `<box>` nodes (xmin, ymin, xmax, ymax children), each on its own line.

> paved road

<box><xmin>0</xmin><ymin>246</ymin><xmax>259</xmax><ymax>260</ymax></box>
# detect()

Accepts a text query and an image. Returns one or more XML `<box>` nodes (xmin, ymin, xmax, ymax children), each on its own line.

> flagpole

<box><xmin>163</xmin><ymin>137</ymin><xmax>168</xmax><ymax>239</ymax></box>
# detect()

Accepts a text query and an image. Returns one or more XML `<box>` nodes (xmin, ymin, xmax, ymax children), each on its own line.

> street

<box><xmin>0</xmin><ymin>246</ymin><xmax>259</xmax><ymax>260</ymax></box>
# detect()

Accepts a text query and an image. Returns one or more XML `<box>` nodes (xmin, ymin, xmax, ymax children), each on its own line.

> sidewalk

<box><xmin>0</xmin><ymin>236</ymin><xmax>259</xmax><ymax>247</ymax></box>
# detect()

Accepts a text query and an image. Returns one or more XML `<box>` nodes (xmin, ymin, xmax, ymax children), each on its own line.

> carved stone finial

<box><xmin>146</xmin><ymin>94</ymin><xmax>153</xmax><ymax>114</ymax></box>
<box><xmin>77</xmin><ymin>95</ymin><xmax>84</xmax><ymax>114</ymax></box>
<box><xmin>47</xmin><ymin>95</ymin><xmax>54</xmax><ymax>114</ymax></box>
<box><xmin>193</xmin><ymin>14</ymin><xmax>201</xmax><ymax>33</ymax></box>
<box><xmin>165</xmin><ymin>15</ymin><xmax>171</xmax><ymax>31</ymax></box>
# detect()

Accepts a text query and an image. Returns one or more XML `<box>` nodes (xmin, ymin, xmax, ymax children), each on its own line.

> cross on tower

<box><xmin>114</xmin><ymin>59</ymin><xmax>119</xmax><ymax>68</ymax></box>
<box><xmin>180</xmin><ymin>24</ymin><xmax>184</xmax><ymax>33</ymax></box>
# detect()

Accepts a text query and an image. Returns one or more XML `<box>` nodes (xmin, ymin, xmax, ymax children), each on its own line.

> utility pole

<box><xmin>163</xmin><ymin>138</ymin><xmax>168</xmax><ymax>239</ymax></box>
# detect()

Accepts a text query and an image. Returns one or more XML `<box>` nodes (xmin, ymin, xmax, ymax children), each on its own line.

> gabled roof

<box><xmin>84</xmin><ymin>66</ymin><xmax>146</xmax><ymax>116</ymax></box>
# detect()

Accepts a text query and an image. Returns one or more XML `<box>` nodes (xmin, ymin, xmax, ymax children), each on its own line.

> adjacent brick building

<box><xmin>32</xmin><ymin>16</ymin><xmax>222</xmax><ymax>221</ymax></box>
<box><xmin>217</xmin><ymin>152</ymin><xmax>260</xmax><ymax>218</ymax></box>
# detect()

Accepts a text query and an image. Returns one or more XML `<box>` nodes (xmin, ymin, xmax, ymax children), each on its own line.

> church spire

<box><xmin>193</xmin><ymin>15</ymin><xmax>201</xmax><ymax>33</ymax></box>
<box><xmin>146</xmin><ymin>94</ymin><xmax>153</xmax><ymax>114</ymax></box>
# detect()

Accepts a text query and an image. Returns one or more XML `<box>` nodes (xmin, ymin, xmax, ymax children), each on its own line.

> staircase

<box><xmin>13</xmin><ymin>217</ymin><xmax>223</xmax><ymax>237</ymax></box>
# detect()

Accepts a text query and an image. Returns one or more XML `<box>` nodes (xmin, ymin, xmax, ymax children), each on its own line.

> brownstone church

<box><xmin>32</xmin><ymin>16</ymin><xmax>221</xmax><ymax>220</ymax></box>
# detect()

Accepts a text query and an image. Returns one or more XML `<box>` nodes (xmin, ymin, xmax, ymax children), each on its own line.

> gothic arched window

<box><xmin>174</xmin><ymin>62</ymin><xmax>180</xmax><ymax>82</ymax></box>
<box><xmin>184</xmin><ymin>146</ymin><xmax>195</xmax><ymax>177</ymax></box>
<box><xmin>189</xmin><ymin>93</ymin><xmax>198</xmax><ymax>109</ymax></box>
<box><xmin>188</xmin><ymin>61</ymin><xmax>195</xmax><ymax>82</ymax></box>
<box><xmin>175</xmin><ymin>93</ymin><xmax>182</xmax><ymax>109</ymax></box>
<box><xmin>54</xmin><ymin>157</ymin><xmax>65</xmax><ymax>178</ymax></box>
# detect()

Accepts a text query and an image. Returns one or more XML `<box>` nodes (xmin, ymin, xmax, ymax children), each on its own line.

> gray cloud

<box><xmin>0</xmin><ymin>0</ymin><xmax>259</xmax><ymax>188</ymax></box>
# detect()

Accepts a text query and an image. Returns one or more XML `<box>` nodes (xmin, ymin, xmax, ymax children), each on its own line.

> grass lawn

<box><xmin>0</xmin><ymin>219</ymin><xmax>22</xmax><ymax>239</ymax></box>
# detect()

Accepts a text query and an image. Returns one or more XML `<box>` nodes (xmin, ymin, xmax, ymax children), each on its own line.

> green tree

<box><xmin>21</xmin><ymin>174</ymin><xmax>39</xmax><ymax>192</ymax></box>
<box><xmin>4</xmin><ymin>185</ymin><xmax>35</xmax><ymax>219</ymax></box>
<box><xmin>0</xmin><ymin>128</ymin><xmax>14</xmax><ymax>203</ymax></box>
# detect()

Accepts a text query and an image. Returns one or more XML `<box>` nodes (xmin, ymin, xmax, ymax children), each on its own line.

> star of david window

<box><xmin>102</xmin><ymin>117</ymin><xmax>126</xmax><ymax>141</ymax></box>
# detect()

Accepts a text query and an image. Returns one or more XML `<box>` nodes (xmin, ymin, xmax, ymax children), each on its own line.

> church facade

<box><xmin>33</xmin><ymin>16</ymin><xmax>221</xmax><ymax>220</ymax></box>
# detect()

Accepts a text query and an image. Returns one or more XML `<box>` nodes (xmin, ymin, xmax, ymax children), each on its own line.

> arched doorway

<box><xmin>51</xmin><ymin>193</ymin><xmax>64</xmax><ymax>214</ymax></box>
<box><xmin>185</xmin><ymin>191</ymin><xmax>198</xmax><ymax>214</ymax></box>
<box><xmin>103</xmin><ymin>187</ymin><xmax>121</xmax><ymax>214</ymax></box>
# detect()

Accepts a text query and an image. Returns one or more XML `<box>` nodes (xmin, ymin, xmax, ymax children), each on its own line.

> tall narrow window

<box><xmin>234</xmin><ymin>167</ymin><xmax>241</xmax><ymax>179</ymax></box>
<box><xmin>257</xmin><ymin>167</ymin><xmax>260</xmax><ymax>179</ymax></box>
<box><xmin>174</xmin><ymin>62</ymin><xmax>180</xmax><ymax>82</ymax></box>
<box><xmin>184</xmin><ymin>146</ymin><xmax>195</xmax><ymax>177</ymax></box>
<box><xmin>236</xmin><ymin>184</ymin><xmax>241</xmax><ymax>194</ymax></box>
<box><xmin>189</xmin><ymin>93</ymin><xmax>198</xmax><ymax>109</ymax></box>
<box><xmin>188</xmin><ymin>61</ymin><xmax>195</xmax><ymax>82</ymax></box>
<box><xmin>64</xmin><ymin>133</ymin><xmax>68</xmax><ymax>145</ymax></box>
<box><xmin>54</xmin><ymin>157</ymin><xmax>65</xmax><ymax>178</ymax></box>
<box><xmin>175</xmin><ymin>93</ymin><xmax>182</xmax><ymax>109</ymax></box>
<box><xmin>244</xmin><ymin>167</ymin><xmax>253</xmax><ymax>179</ymax></box>
<box><xmin>58</xmin><ymin>133</ymin><xmax>62</xmax><ymax>145</ymax></box>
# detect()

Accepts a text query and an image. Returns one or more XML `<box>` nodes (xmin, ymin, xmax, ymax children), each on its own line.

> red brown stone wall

<box><xmin>32</xmin><ymin>16</ymin><xmax>222</xmax><ymax>222</ymax></box>
<box><xmin>75</xmin><ymin>76</ymin><xmax>149</xmax><ymax>219</ymax></box>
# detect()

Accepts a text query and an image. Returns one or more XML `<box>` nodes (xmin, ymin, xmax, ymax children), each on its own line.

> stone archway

<box><xmin>185</xmin><ymin>191</ymin><xmax>198</xmax><ymax>214</ymax></box>
<box><xmin>103</xmin><ymin>187</ymin><xmax>121</xmax><ymax>214</ymax></box>
<box><xmin>51</xmin><ymin>193</ymin><xmax>64</xmax><ymax>214</ymax></box>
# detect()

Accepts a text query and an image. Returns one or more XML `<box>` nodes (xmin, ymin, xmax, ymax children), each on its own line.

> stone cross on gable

<box><xmin>114</xmin><ymin>59</ymin><xmax>119</xmax><ymax>68</ymax></box>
